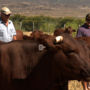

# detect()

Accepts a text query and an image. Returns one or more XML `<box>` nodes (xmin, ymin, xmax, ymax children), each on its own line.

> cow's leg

<box><xmin>87</xmin><ymin>82</ymin><xmax>90</xmax><ymax>90</ymax></box>
<box><xmin>82</xmin><ymin>81</ymin><xmax>88</xmax><ymax>90</ymax></box>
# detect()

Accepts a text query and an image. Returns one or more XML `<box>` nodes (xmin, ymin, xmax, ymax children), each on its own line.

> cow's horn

<box><xmin>55</xmin><ymin>36</ymin><xmax>63</xmax><ymax>43</ymax></box>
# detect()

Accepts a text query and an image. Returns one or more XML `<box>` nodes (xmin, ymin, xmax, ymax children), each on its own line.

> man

<box><xmin>76</xmin><ymin>13</ymin><xmax>90</xmax><ymax>90</ymax></box>
<box><xmin>0</xmin><ymin>7</ymin><xmax>16</xmax><ymax>42</ymax></box>
<box><xmin>76</xmin><ymin>13</ymin><xmax>90</xmax><ymax>37</ymax></box>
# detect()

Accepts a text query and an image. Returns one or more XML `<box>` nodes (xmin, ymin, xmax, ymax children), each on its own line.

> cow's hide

<box><xmin>16</xmin><ymin>30</ymin><xmax>23</xmax><ymax>40</ymax></box>
<box><xmin>0</xmin><ymin>34</ymin><xmax>90</xmax><ymax>90</ymax></box>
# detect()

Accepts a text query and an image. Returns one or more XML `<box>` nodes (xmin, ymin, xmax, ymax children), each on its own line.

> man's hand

<box><xmin>13</xmin><ymin>35</ymin><xmax>17</xmax><ymax>40</ymax></box>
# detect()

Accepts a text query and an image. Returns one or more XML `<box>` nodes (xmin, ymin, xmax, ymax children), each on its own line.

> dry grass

<box><xmin>69</xmin><ymin>81</ymin><xmax>83</xmax><ymax>90</ymax></box>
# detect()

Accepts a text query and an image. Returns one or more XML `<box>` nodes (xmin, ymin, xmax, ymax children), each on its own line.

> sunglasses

<box><xmin>2</xmin><ymin>13</ymin><xmax>11</xmax><ymax>17</ymax></box>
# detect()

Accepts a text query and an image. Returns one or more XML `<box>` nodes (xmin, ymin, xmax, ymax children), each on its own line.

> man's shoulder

<box><xmin>77</xmin><ymin>27</ymin><xmax>87</xmax><ymax>34</ymax></box>
<box><xmin>79</xmin><ymin>26</ymin><xmax>85</xmax><ymax>31</ymax></box>
<box><xmin>79</xmin><ymin>24</ymin><xmax>87</xmax><ymax>30</ymax></box>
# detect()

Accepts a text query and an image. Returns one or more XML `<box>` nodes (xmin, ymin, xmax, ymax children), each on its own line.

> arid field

<box><xmin>69</xmin><ymin>81</ymin><xmax>83</xmax><ymax>90</ymax></box>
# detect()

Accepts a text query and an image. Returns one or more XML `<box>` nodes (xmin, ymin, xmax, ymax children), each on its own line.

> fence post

<box><xmin>20</xmin><ymin>22</ymin><xmax>22</xmax><ymax>30</ymax></box>
<box><xmin>47</xmin><ymin>22</ymin><xmax>50</xmax><ymax>34</ymax></box>
<box><xmin>64</xmin><ymin>24</ymin><xmax>66</xmax><ymax>29</ymax></box>
<box><xmin>32</xmin><ymin>21</ymin><xmax>34</xmax><ymax>31</ymax></box>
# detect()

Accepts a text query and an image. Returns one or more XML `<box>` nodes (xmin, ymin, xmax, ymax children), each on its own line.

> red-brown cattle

<box><xmin>75</xmin><ymin>37</ymin><xmax>90</xmax><ymax>48</ymax></box>
<box><xmin>21</xmin><ymin>30</ymin><xmax>90</xmax><ymax>90</ymax></box>
<box><xmin>54</xmin><ymin>33</ymin><xmax>90</xmax><ymax>90</ymax></box>
<box><xmin>16</xmin><ymin>30</ymin><xmax>23</xmax><ymax>40</ymax></box>
<box><xmin>0</xmin><ymin>33</ymin><xmax>90</xmax><ymax>90</ymax></box>
<box><xmin>54</xmin><ymin>30</ymin><xmax>90</xmax><ymax>90</ymax></box>
<box><xmin>22</xmin><ymin>30</ymin><xmax>90</xmax><ymax>90</ymax></box>
<box><xmin>54</xmin><ymin>26</ymin><xmax>76</xmax><ymax>36</ymax></box>
<box><xmin>75</xmin><ymin>36</ymin><xmax>90</xmax><ymax>90</ymax></box>
<box><xmin>23</xmin><ymin>30</ymin><xmax>44</xmax><ymax>40</ymax></box>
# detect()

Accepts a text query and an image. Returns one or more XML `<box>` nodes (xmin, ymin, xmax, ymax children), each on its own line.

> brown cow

<box><xmin>54</xmin><ymin>33</ymin><xmax>90</xmax><ymax>90</ymax></box>
<box><xmin>22</xmin><ymin>30</ymin><xmax>90</xmax><ymax>90</ymax></box>
<box><xmin>75</xmin><ymin>37</ymin><xmax>90</xmax><ymax>90</ymax></box>
<box><xmin>54</xmin><ymin>30</ymin><xmax>90</xmax><ymax>90</ymax></box>
<box><xmin>0</xmin><ymin>33</ymin><xmax>90</xmax><ymax>90</ymax></box>
<box><xmin>16</xmin><ymin>30</ymin><xmax>23</xmax><ymax>40</ymax></box>
<box><xmin>23</xmin><ymin>30</ymin><xmax>43</xmax><ymax>39</ymax></box>
<box><xmin>20</xmin><ymin>30</ymin><xmax>90</xmax><ymax>90</ymax></box>
<box><xmin>75</xmin><ymin>37</ymin><xmax>90</xmax><ymax>48</ymax></box>
<box><xmin>23</xmin><ymin>30</ymin><xmax>44</xmax><ymax>41</ymax></box>
<box><xmin>54</xmin><ymin>26</ymin><xmax>76</xmax><ymax>36</ymax></box>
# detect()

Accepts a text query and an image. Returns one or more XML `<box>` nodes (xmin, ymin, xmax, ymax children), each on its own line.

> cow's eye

<box><xmin>64</xmin><ymin>50</ymin><xmax>78</xmax><ymax>56</ymax></box>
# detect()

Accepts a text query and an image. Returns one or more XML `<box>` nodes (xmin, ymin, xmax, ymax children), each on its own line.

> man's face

<box><xmin>86</xmin><ymin>20</ymin><xmax>90</xmax><ymax>28</ymax></box>
<box><xmin>1</xmin><ymin>13</ymin><xmax>10</xmax><ymax>22</ymax></box>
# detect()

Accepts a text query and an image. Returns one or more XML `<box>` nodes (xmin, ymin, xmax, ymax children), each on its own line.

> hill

<box><xmin>0</xmin><ymin>0</ymin><xmax>90</xmax><ymax>17</ymax></box>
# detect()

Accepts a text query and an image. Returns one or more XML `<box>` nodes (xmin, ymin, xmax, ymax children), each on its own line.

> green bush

<box><xmin>11</xmin><ymin>14</ymin><xmax>85</xmax><ymax>34</ymax></box>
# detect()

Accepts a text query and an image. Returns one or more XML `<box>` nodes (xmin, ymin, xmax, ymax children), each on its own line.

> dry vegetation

<box><xmin>0</xmin><ymin>0</ymin><xmax>90</xmax><ymax>17</ymax></box>
<box><xmin>69</xmin><ymin>81</ymin><xmax>83</xmax><ymax>90</ymax></box>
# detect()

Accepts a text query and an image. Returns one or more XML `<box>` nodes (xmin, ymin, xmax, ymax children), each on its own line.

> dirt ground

<box><xmin>69</xmin><ymin>81</ymin><xmax>83</xmax><ymax>90</ymax></box>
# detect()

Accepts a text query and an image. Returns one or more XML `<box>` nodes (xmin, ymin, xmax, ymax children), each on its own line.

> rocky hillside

<box><xmin>0</xmin><ymin>0</ymin><xmax>90</xmax><ymax>17</ymax></box>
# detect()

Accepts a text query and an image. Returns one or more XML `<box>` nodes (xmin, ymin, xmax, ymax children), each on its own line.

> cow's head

<box><xmin>39</xmin><ymin>33</ymin><xmax>90</xmax><ymax>81</ymax></box>
<box><xmin>54</xmin><ymin>27</ymin><xmax>76</xmax><ymax>36</ymax></box>
<box><xmin>26</xmin><ymin>31</ymin><xmax>90</xmax><ymax>81</ymax></box>
<box><xmin>64</xmin><ymin>26</ymin><xmax>76</xmax><ymax>35</ymax></box>
<box><xmin>54</xmin><ymin>28</ymin><xmax>64</xmax><ymax>36</ymax></box>
<box><xmin>30</xmin><ymin>30</ymin><xmax>44</xmax><ymax>41</ymax></box>
<box><xmin>53</xmin><ymin>33</ymin><xmax>90</xmax><ymax>81</ymax></box>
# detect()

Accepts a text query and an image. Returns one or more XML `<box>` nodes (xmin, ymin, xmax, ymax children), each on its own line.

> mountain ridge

<box><xmin>0</xmin><ymin>0</ymin><xmax>90</xmax><ymax>17</ymax></box>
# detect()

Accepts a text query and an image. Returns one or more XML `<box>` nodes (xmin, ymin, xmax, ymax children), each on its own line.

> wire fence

<box><xmin>13</xmin><ymin>20</ymin><xmax>81</xmax><ymax>36</ymax></box>
<box><xmin>13</xmin><ymin>20</ymin><xmax>60</xmax><ymax>34</ymax></box>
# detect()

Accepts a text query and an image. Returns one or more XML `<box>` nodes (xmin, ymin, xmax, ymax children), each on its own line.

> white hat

<box><xmin>1</xmin><ymin>7</ymin><xmax>11</xmax><ymax>15</ymax></box>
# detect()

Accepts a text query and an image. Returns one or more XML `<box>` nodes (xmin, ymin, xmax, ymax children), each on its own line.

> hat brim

<box><xmin>1</xmin><ymin>11</ymin><xmax>11</xmax><ymax>15</ymax></box>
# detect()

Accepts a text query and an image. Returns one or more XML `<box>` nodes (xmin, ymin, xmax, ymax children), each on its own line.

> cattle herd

<box><xmin>0</xmin><ymin>28</ymin><xmax>90</xmax><ymax>90</ymax></box>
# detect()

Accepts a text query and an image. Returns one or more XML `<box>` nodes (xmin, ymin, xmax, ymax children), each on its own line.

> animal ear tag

<box><xmin>38</xmin><ymin>44</ymin><xmax>46</xmax><ymax>51</ymax></box>
<box><xmin>55</xmin><ymin>36</ymin><xmax>63</xmax><ymax>43</ymax></box>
